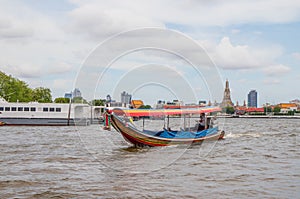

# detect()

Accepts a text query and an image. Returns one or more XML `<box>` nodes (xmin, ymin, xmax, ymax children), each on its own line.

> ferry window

<box><xmin>24</xmin><ymin>107</ymin><xmax>30</xmax><ymax>111</ymax></box>
<box><xmin>18</xmin><ymin>107</ymin><xmax>23</xmax><ymax>111</ymax></box>
<box><xmin>56</xmin><ymin>108</ymin><xmax>61</xmax><ymax>112</ymax></box>
<box><xmin>49</xmin><ymin>108</ymin><xmax>55</xmax><ymax>112</ymax></box>
<box><xmin>30</xmin><ymin>107</ymin><xmax>36</xmax><ymax>112</ymax></box>
<box><xmin>43</xmin><ymin>107</ymin><xmax>48</xmax><ymax>112</ymax></box>
<box><xmin>5</xmin><ymin>107</ymin><xmax>10</xmax><ymax>111</ymax></box>
<box><xmin>11</xmin><ymin>107</ymin><xmax>17</xmax><ymax>111</ymax></box>
<box><xmin>0</xmin><ymin>107</ymin><xmax>3</xmax><ymax>111</ymax></box>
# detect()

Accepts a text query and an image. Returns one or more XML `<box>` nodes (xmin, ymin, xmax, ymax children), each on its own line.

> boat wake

<box><xmin>225</xmin><ymin>132</ymin><xmax>262</xmax><ymax>138</ymax></box>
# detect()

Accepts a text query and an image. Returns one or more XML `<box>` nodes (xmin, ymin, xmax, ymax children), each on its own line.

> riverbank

<box><xmin>218</xmin><ymin>115</ymin><xmax>300</xmax><ymax>119</ymax></box>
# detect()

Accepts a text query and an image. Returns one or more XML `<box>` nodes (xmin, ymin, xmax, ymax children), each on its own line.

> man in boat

<box><xmin>197</xmin><ymin>113</ymin><xmax>206</xmax><ymax>131</ymax></box>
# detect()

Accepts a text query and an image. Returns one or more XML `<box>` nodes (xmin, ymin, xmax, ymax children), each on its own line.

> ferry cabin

<box><xmin>0</xmin><ymin>100</ymin><xmax>105</xmax><ymax>126</ymax></box>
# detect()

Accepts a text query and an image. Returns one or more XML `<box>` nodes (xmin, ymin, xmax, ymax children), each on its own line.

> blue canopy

<box><xmin>154</xmin><ymin>127</ymin><xmax>218</xmax><ymax>139</ymax></box>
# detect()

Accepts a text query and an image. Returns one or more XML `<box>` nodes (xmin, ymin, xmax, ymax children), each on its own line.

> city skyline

<box><xmin>1</xmin><ymin>69</ymin><xmax>297</xmax><ymax>107</ymax></box>
<box><xmin>0</xmin><ymin>1</ymin><xmax>299</xmax><ymax>106</ymax></box>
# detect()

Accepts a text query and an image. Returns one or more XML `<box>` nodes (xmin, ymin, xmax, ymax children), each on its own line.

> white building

<box><xmin>121</xmin><ymin>91</ymin><xmax>132</xmax><ymax>105</ymax></box>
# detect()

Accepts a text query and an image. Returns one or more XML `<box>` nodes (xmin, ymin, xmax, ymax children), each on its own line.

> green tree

<box><xmin>72</xmin><ymin>96</ymin><xmax>88</xmax><ymax>104</ymax></box>
<box><xmin>264</xmin><ymin>106</ymin><xmax>272</xmax><ymax>113</ymax></box>
<box><xmin>91</xmin><ymin>99</ymin><xmax>106</xmax><ymax>106</ymax></box>
<box><xmin>54</xmin><ymin>97</ymin><xmax>70</xmax><ymax>103</ymax></box>
<box><xmin>287</xmin><ymin>111</ymin><xmax>294</xmax><ymax>115</ymax></box>
<box><xmin>32</xmin><ymin>87</ymin><xmax>52</xmax><ymax>103</ymax></box>
<box><xmin>273</xmin><ymin>106</ymin><xmax>281</xmax><ymax>113</ymax></box>
<box><xmin>0</xmin><ymin>71</ymin><xmax>32</xmax><ymax>102</ymax></box>
<box><xmin>138</xmin><ymin>105</ymin><xmax>152</xmax><ymax>109</ymax></box>
<box><xmin>0</xmin><ymin>71</ymin><xmax>53</xmax><ymax>102</ymax></box>
<box><xmin>13</xmin><ymin>79</ymin><xmax>32</xmax><ymax>102</ymax></box>
<box><xmin>223</xmin><ymin>106</ymin><xmax>235</xmax><ymax>114</ymax></box>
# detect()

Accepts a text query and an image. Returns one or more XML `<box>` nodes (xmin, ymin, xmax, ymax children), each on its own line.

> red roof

<box><xmin>245</xmin><ymin>107</ymin><xmax>264</xmax><ymax>112</ymax></box>
<box><xmin>236</xmin><ymin>107</ymin><xmax>247</xmax><ymax>111</ymax></box>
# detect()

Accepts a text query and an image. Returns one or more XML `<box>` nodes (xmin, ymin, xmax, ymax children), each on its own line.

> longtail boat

<box><xmin>103</xmin><ymin>107</ymin><xmax>225</xmax><ymax>147</ymax></box>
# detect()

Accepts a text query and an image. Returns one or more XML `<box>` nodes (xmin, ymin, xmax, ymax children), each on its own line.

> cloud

<box><xmin>262</xmin><ymin>64</ymin><xmax>291</xmax><ymax>76</ymax></box>
<box><xmin>47</xmin><ymin>62</ymin><xmax>74</xmax><ymax>74</ymax></box>
<box><xmin>0</xmin><ymin>1</ymin><xmax>85</xmax><ymax>86</ymax></box>
<box><xmin>0</xmin><ymin>0</ymin><xmax>298</xmax><ymax>102</ymax></box>
<box><xmin>212</xmin><ymin>37</ymin><xmax>260</xmax><ymax>69</ymax></box>
<box><xmin>67</xmin><ymin>3</ymin><xmax>164</xmax><ymax>40</ymax></box>
<box><xmin>0</xmin><ymin>64</ymin><xmax>42</xmax><ymax>78</ymax></box>
<box><xmin>231</xmin><ymin>29</ymin><xmax>241</xmax><ymax>34</ymax></box>
<box><xmin>263</xmin><ymin>78</ymin><xmax>281</xmax><ymax>84</ymax></box>
<box><xmin>202</xmin><ymin>37</ymin><xmax>284</xmax><ymax>71</ymax></box>
<box><xmin>68</xmin><ymin>0</ymin><xmax>300</xmax><ymax>29</ymax></box>
<box><xmin>0</xmin><ymin>2</ymin><xmax>58</xmax><ymax>40</ymax></box>
<box><xmin>0</xmin><ymin>42</ymin><xmax>79</xmax><ymax>78</ymax></box>
<box><xmin>0</xmin><ymin>18</ymin><xmax>34</xmax><ymax>39</ymax></box>
<box><xmin>0</xmin><ymin>3</ymin><xmax>34</xmax><ymax>39</ymax></box>
<box><xmin>53</xmin><ymin>79</ymin><xmax>74</xmax><ymax>91</ymax></box>
<box><xmin>292</xmin><ymin>52</ymin><xmax>300</xmax><ymax>60</ymax></box>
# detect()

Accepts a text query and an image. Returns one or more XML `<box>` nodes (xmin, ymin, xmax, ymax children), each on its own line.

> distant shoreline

<box><xmin>218</xmin><ymin>115</ymin><xmax>300</xmax><ymax>119</ymax></box>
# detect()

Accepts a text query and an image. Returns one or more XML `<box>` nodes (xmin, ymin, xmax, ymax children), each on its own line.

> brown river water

<box><xmin>0</xmin><ymin>118</ymin><xmax>299</xmax><ymax>198</ymax></box>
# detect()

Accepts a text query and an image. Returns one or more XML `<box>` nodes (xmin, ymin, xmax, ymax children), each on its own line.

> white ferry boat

<box><xmin>0</xmin><ymin>98</ymin><xmax>105</xmax><ymax>126</ymax></box>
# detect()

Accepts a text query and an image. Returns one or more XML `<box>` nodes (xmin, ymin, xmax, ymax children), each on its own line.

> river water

<box><xmin>0</xmin><ymin>118</ymin><xmax>299</xmax><ymax>198</ymax></box>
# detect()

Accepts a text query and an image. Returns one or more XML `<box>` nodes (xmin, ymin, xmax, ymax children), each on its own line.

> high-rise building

<box><xmin>220</xmin><ymin>79</ymin><xmax>234</xmax><ymax>107</ymax></box>
<box><xmin>64</xmin><ymin>88</ymin><xmax>81</xmax><ymax>99</ymax></box>
<box><xmin>248</xmin><ymin>90</ymin><xmax>258</xmax><ymax>107</ymax></box>
<box><xmin>72</xmin><ymin>88</ymin><xmax>82</xmax><ymax>98</ymax></box>
<box><xmin>106</xmin><ymin>94</ymin><xmax>112</xmax><ymax>103</ymax></box>
<box><xmin>64</xmin><ymin>92</ymin><xmax>72</xmax><ymax>99</ymax></box>
<box><xmin>121</xmin><ymin>91</ymin><xmax>132</xmax><ymax>105</ymax></box>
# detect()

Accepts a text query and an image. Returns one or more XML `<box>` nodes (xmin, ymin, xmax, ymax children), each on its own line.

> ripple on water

<box><xmin>0</xmin><ymin>120</ymin><xmax>299</xmax><ymax>198</ymax></box>
<box><xmin>29</xmin><ymin>191</ymin><xmax>79</xmax><ymax>199</ymax></box>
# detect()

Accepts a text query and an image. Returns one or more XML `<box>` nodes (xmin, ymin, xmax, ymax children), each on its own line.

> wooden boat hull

<box><xmin>110</xmin><ymin>114</ymin><xmax>224</xmax><ymax>147</ymax></box>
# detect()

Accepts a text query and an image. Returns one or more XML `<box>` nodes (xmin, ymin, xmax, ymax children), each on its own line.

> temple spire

<box><xmin>225</xmin><ymin>79</ymin><xmax>229</xmax><ymax>89</ymax></box>
<box><xmin>221</xmin><ymin>79</ymin><xmax>234</xmax><ymax>108</ymax></box>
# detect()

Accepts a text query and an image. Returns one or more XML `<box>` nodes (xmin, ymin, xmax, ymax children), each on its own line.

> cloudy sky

<box><xmin>0</xmin><ymin>0</ymin><xmax>299</xmax><ymax>106</ymax></box>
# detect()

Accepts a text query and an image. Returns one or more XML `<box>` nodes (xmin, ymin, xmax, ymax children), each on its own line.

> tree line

<box><xmin>0</xmin><ymin>71</ymin><xmax>52</xmax><ymax>103</ymax></box>
<box><xmin>0</xmin><ymin>71</ymin><xmax>106</xmax><ymax>105</ymax></box>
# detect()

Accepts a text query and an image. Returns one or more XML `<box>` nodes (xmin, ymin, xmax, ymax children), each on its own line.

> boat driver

<box><xmin>197</xmin><ymin>113</ymin><xmax>206</xmax><ymax>131</ymax></box>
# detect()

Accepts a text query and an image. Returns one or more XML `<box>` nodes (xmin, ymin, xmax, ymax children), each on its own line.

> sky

<box><xmin>0</xmin><ymin>0</ymin><xmax>299</xmax><ymax>106</ymax></box>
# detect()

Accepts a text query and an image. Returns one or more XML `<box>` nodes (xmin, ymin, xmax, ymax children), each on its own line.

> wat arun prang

<box><xmin>220</xmin><ymin>79</ymin><xmax>234</xmax><ymax>108</ymax></box>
